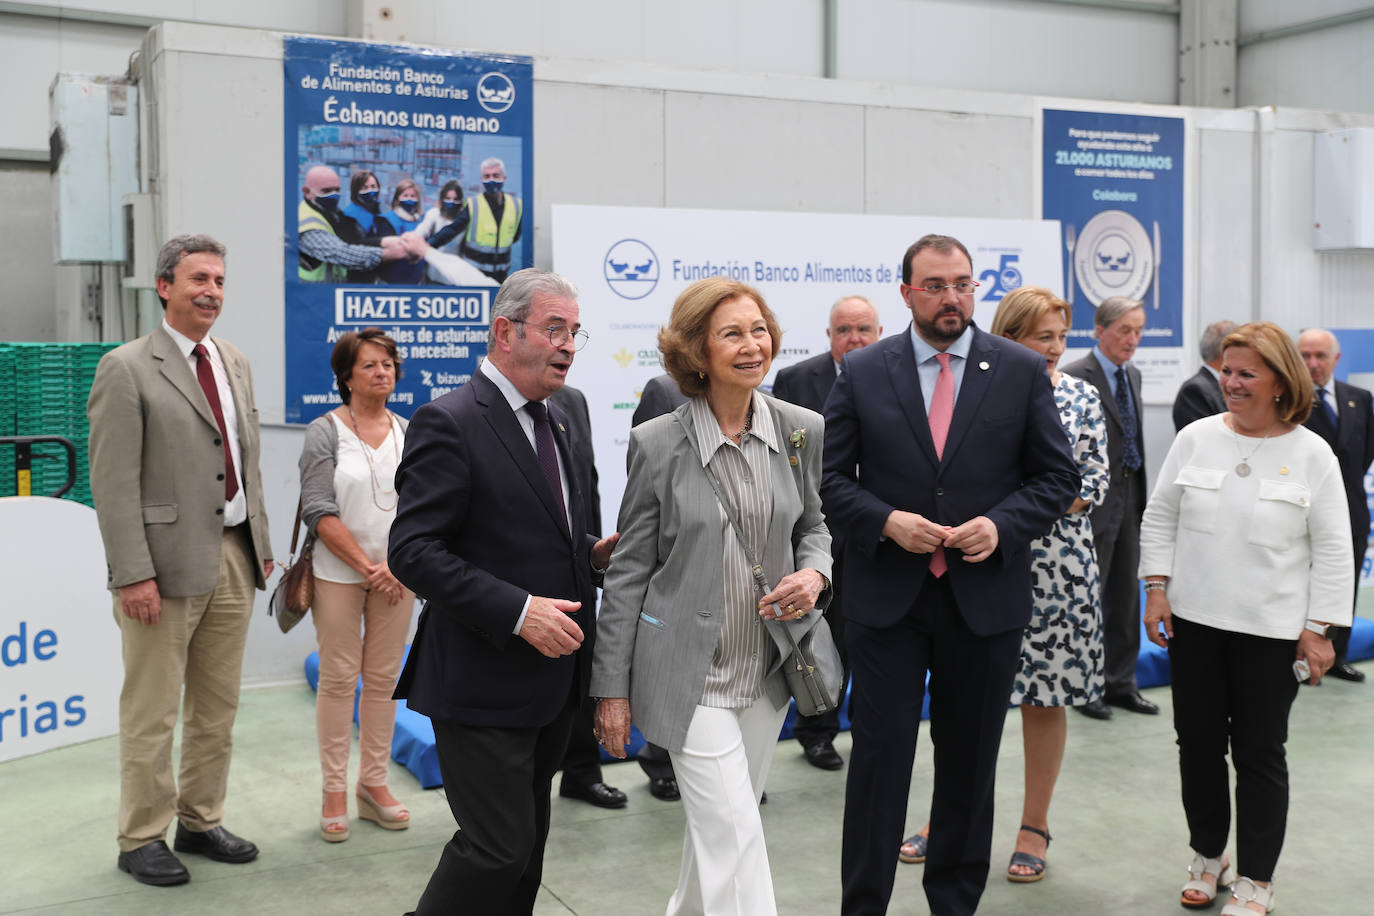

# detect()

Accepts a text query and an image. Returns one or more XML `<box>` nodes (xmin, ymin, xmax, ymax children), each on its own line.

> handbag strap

<box><xmin>288</xmin><ymin>497</ymin><xmax>305</xmax><ymax>558</ymax></box>
<box><xmin>700</xmin><ymin>459</ymin><xmax>808</xmax><ymax>659</ymax></box>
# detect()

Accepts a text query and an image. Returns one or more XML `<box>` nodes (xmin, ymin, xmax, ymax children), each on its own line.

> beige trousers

<box><xmin>311</xmin><ymin>577</ymin><xmax>413</xmax><ymax>793</ymax></box>
<box><xmin>115</xmin><ymin>526</ymin><xmax>255</xmax><ymax>851</ymax></box>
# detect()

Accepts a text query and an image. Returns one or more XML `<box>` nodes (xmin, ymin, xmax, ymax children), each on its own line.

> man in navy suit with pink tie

<box><xmin>823</xmin><ymin>235</ymin><xmax>1079</xmax><ymax>915</ymax></box>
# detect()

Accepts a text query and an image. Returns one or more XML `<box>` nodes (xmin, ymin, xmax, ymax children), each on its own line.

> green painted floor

<box><xmin>4</xmin><ymin>661</ymin><xmax>1371</xmax><ymax>914</ymax></box>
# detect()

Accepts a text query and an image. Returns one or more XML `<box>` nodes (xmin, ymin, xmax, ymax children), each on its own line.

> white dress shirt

<box><xmin>162</xmin><ymin>319</ymin><xmax>246</xmax><ymax>526</ymax></box>
<box><xmin>478</xmin><ymin>357</ymin><xmax>574</xmax><ymax>634</ymax></box>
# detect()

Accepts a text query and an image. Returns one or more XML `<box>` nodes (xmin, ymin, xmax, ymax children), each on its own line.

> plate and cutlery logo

<box><xmin>1063</xmin><ymin>210</ymin><xmax>1162</xmax><ymax>309</ymax></box>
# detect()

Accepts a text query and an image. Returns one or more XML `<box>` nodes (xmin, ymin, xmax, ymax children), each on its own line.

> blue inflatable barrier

<box><xmin>306</xmin><ymin>606</ymin><xmax>1373</xmax><ymax>786</ymax></box>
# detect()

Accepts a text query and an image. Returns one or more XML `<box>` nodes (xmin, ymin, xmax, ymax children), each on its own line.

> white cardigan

<box><xmin>1138</xmin><ymin>414</ymin><xmax>1353</xmax><ymax>639</ymax></box>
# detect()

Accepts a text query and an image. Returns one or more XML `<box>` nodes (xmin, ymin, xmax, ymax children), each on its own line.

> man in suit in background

<box><xmin>88</xmin><ymin>234</ymin><xmax>273</xmax><ymax>886</ymax></box>
<box><xmin>824</xmin><ymin>235</ymin><xmax>1078</xmax><ymax>916</ymax></box>
<box><xmin>632</xmin><ymin>372</ymin><xmax>688</xmax><ymax>429</ymax></box>
<box><xmin>772</xmin><ymin>294</ymin><xmax>882</xmax><ymax>771</ymax></box>
<box><xmin>388</xmin><ymin>269</ymin><xmax>618</xmax><ymax>914</ymax></box>
<box><xmin>1172</xmin><ymin>320</ymin><xmax>1236</xmax><ymax>431</ymax></box>
<box><xmin>549</xmin><ymin>383</ymin><xmax>628</xmax><ymax>809</ymax></box>
<box><xmin>1300</xmin><ymin>327</ymin><xmax>1374</xmax><ymax>682</ymax></box>
<box><xmin>1063</xmin><ymin>297</ymin><xmax>1157</xmax><ymax>720</ymax></box>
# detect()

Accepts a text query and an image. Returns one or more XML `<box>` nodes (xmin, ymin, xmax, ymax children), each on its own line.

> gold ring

<box><xmin>786</xmin><ymin>604</ymin><xmax>796</xmax><ymax>613</ymax></box>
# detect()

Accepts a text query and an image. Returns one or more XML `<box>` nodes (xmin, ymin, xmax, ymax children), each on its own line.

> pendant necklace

<box><xmin>1228</xmin><ymin>417</ymin><xmax>1278</xmax><ymax>478</ymax></box>
<box><xmin>348</xmin><ymin>406</ymin><xmax>401</xmax><ymax>510</ymax></box>
<box><xmin>726</xmin><ymin>405</ymin><xmax>754</xmax><ymax>443</ymax></box>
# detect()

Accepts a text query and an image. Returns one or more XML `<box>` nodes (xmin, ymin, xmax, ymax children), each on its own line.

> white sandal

<box><xmin>1181</xmin><ymin>852</ymin><xmax>1235</xmax><ymax>909</ymax></box>
<box><xmin>1220</xmin><ymin>877</ymin><xmax>1276</xmax><ymax>915</ymax></box>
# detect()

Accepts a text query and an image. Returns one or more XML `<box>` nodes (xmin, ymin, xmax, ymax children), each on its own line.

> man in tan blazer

<box><xmin>88</xmin><ymin>234</ymin><xmax>273</xmax><ymax>887</ymax></box>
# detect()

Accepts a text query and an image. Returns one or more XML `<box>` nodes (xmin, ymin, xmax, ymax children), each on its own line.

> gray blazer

<box><xmin>88</xmin><ymin>325</ymin><xmax>272</xmax><ymax>596</ymax></box>
<box><xmin>590</xmin><ymin>393</ymin><xmax>833</xmax><ymax>753</ymax></box>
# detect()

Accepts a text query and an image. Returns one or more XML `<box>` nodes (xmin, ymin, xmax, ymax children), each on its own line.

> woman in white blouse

<box><xmin>1139</xmin><ymin>321</ymin><xmax>1351</xmax><ymax>915</ymax></box>
<box><xmin>299</xmin><ymin>328</ymin><xmax>413</xmax><ymax>842</ymax></box>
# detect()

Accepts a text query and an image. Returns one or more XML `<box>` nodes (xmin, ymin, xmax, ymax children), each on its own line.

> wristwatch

<box><xmin>1304</xmin><ymin>620</ymin><xmax>1331</xmax><ymax>638</ymax></box>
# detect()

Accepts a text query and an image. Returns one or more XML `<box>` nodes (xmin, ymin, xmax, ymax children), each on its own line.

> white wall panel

<box><xmin>1239</xmin><ymin>0</ymin><xmax>1373</xmax><ymax>32</ymax></box>
<box><xmin>0</xmin><ymin>14</ymin><xmax>145</xmax><ymax>153</ymax></box>
<box><xmin>863</xmin><ymin>107</ymin><xmax>1033</xmax><ymax>219</ymax></box>
<box><xmin>1322</xmin><ymin>252</ymin><xmax>1374</xmax><ymax>327</ymax></box>
<box><xmin>1259</xmin><ymin>128</ymin><xmax>1323</xmax><ymax>334</ymax></box>
<box><xmin>534</xmin><ymin>82</ymin><xmax>666</xmax><ymax>270</ymax></box>
<box><xmin>1195</xmin><ymin>127</ymin><xmax>1256</xmax><ymax>327</ymax></box>
<box><xmin>0</xmin><ymin>167</ymin><xmax>57</xmax><ymax>340</ymax></box>
<box><xmin>836</xmin><ymin>0</ymin><xmax>1177</xmax><ymax>104</ymax></box>
<box><xmin>12</xmin><ymin>0</ymin><xmax>346</xmax><ymax>33</ymax></box>
<box><xmin>1239</xmin><ymin>19</ymin><xmax>1374</xmax><ymax>115</ymax></box>
<box><xmin>662</xmin><ymin>92</ymin><xmax>865</xmax><ymax>212</ymax></box>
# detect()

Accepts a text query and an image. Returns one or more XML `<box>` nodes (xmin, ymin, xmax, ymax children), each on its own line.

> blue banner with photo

<box><xmin>1042</xmin><ymin>108</ymin><xmax>1183</xmax><ymax>348</ymax></box>
<box><xmin>282</xmin><ymin>35</ymin><xmax>532</xmax><ymax>422</ymax></box>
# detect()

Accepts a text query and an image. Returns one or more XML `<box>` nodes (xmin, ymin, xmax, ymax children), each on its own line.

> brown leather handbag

<box><xmin>268</xmin><ymin>498</ymin><xmax>314</xmax><ymax>634</ymax></box>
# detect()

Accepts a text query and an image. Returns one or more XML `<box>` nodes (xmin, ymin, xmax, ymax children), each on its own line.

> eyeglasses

<box><xmin>510</xmin><ymin>318</ymin><xmax>590</xmax><ymax>351</ymax></box>
<box><xmin>901</xmin><ymin>281</ymin><xmax>980</xmax><ymax>296</ymax></box>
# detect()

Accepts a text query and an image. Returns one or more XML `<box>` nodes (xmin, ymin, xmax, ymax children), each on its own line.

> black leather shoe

<box><xmin>1329</xmin><ymin>661</ymin><xmax>1366</xmax><ymax>682</ymax></box>
<box><xmin>648</xmin><ymin>776</ymin><xmax>680</xmax><ymax>801</ymax></box>
<box><xmin>173</xmin><ymin>824</ymin><xmax>258</xmax><ymax>864</ymax></box>
<box><xmin>1076</xmin><ymin>698</ymin><xmax>1112</xmax><ymax>720</ymax></box>
<box><xmin>559</xmin><ymin>781</ymin><xmax>628</xmax><ymax>809</ymax></box>
<box><xmin>802</xmin><ymin>738</ymin><xmax>844</xmax><ymax>771</ymax></box>
<box><xmin>117</xmin><ymin>840</ymin><xmax>189</xmax><ymax>886</ymax></box>
<box><xmin>1105</xmin><ymin>691</ymin><xmax>1159</xmax><ymax>715</ymax></box>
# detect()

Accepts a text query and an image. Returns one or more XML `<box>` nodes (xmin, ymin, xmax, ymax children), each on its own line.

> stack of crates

<box><xmin>0</xmin><ymin>345</ymin><xmax>14</xmax><ymax>490</ymax></box>
<box><xmin>0</xmin><ymin>342</ymin><xmax>120</xmax><ymax>506</ymax></box>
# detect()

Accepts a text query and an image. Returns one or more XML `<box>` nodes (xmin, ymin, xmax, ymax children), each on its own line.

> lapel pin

<box><xmin>1349</xmin><ymin>401</ymin><xmax>1356</xmax><ymax>408</ymax></box>
<box><xmin>789</xmin><ymin>455</ymin><xmax>799</xmax><ymax>467</ymax></box>
<box><xmin>979</xmin><ymin>361</ymin><xmax>990</xmax><ymax>371</ymax></box>
<box><xmin>558</xmin><ymin>423</ymin><xmax>566</xmax><ymax>432</ymax></box>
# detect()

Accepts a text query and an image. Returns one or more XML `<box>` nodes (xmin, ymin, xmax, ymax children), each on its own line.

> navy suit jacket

<box><xmin>1172</xmin><ymin>365</ymin><xmax>1226</xmax><ymax>432</ymax></box>
<box><xmin>631</xmin><ymin>374</ymin><xmax>688</xmax><ymax>430</ymax></box>
<box><xmin>389</xmin><ymin>370</ymin><xmax>599</xmax><ymax>727</ymax></box>
<box><xmin>1304</xmin><ymin>378</ymin><xmax>1374</xmax><ymax>561</ymax></box>
<box><xmin>1062</xmin><ymin>351</ymin><xmax>1146</xmax><ymax>531</ymax></box>
<box><xmin>821</xmin><ymin>325</ymin><xmax>1079</xmax><ymax>635</ymax></box>
<box><xmin>772</xmin><ymin>351</ymin><xmax>837</xmax><ymax>415</ymax></box>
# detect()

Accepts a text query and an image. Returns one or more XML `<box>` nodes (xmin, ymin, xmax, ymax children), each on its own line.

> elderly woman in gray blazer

<box><xmin>593</xmin><ymin>277</ymin><xmax>833</xmax><ymax>916</ymax></box>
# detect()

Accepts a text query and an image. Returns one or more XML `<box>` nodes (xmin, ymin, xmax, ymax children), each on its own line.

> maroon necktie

<box><xmin>192</xmin><ymin>344</ymin><xmax>239</xmax><ymax>501</ymax></box>
<box><xmin>525</xmin><ymin>401</ymin><xmax>568</xmax><ymax>532</ymax></box>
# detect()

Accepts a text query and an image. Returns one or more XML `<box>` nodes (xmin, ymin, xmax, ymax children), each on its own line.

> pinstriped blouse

<box><xmin>688</xmin><ymin>393</ymin><xmax>780</xmax><ymax>708</ymax></box>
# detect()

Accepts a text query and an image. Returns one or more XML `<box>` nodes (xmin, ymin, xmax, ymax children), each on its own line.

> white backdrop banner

<box><xmin>552</xmin><ymin>205</ymin><xmax>1063</xmax><ymax>531</ymax></box>
<box><xmin>0</xmin><ymin>498</ymin><xmax>120</xmax><ymax>762</ymax></box>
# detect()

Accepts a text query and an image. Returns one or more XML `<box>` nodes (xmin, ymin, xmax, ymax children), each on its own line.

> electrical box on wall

<box><xmin>1314</xmin><ymin>128</ymin><xmax>1374</xmax><ymax>252</ymax></box>
<box><xmin>121</xmin><ymin>193</ymin><xmax>156</xmax><ymax>289</ymax></box>
<box><xmin>49</xmin><ymin>74</ymin><xmax>140</xmax><ymax>264</ymax></box>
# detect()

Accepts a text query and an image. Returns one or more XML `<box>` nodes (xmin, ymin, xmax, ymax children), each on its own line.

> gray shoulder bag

<box><xmin>700</xmin><ymin>459</ymin><xmax>842</xmax><ymax>717</ymax></box>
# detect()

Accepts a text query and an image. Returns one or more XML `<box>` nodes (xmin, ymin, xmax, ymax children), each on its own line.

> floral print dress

<box><xmin>1009</xmin><ymin>372</ymin><xmax>1109</xmax><ymax>707</ymax></box>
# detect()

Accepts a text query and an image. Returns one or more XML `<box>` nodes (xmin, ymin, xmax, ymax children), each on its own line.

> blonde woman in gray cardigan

<box><xmin>300</xmin><ymin>328</ymin><xmax>413</xmax><ymax>843</ymax></box>
<box><xmin>1139</xmin><ymin>322</ymin><xmax>1351</xmax><ymax>916</ymax></box>
<box><xmin>593</xmin><ymin>278</ymin><xmax>832</xmax><ymax>916</ymax></box>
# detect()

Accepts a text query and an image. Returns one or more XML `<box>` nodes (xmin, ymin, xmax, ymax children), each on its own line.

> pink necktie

<box><xmin>928</xmin><ymin>352</ymin><xmax>953</xmax><ymax>577</ymax></box>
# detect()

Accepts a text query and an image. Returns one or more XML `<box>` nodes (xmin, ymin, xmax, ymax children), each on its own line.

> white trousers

<box><xmin>666</xmin><ymin>699</ymin><xmax>789</xmax><ymax>916</ymax></box>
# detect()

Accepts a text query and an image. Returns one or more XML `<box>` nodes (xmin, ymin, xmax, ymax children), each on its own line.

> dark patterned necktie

<box><xmin>1321</xmin><ymin>387</ymin><xmax>1339</xmax><ymax>429</ymax></box>
<box><xmin>1114</xmin><ymin>366</ymin><xmax>1142</xmax><ymax>471</ymax></box>
<box><xmin>525</xmin><ymin>401</ymin><xmax>568</xmax><ymax>531</ymax></box>
<box><xmin>192</xmin><ymin>344</ymin><xmax>238</xmax><ymax>501</ymax></box>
